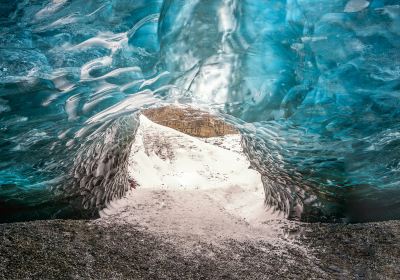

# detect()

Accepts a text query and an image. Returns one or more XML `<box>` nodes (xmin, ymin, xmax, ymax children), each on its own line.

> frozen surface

<box><xmin>1</xmin><ymin>0</ymin><xmax>400</xmax><ymax>222</ymax></box>
<box><xmin>101</xmin><ymin>115</ymin><xmax>283</xmax><ymax>240</ymax></box>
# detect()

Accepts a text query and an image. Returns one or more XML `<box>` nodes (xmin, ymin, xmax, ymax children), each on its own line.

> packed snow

<box><xmin>100</xmin><ymin>115</ymin><xmax>283</xmax><ymax>240</ymax></box>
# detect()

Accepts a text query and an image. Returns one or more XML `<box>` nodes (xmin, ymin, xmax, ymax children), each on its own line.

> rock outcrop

<box><xmin>143</xmin><ymin>106</ymin><xmax>238</xmax><ymax>138</ymax></box>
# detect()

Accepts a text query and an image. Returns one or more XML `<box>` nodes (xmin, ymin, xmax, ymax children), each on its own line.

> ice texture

<box><xmin>0</xmin><ymin>0</ymin><xmax>399</xmax><ymax>222</ymax></box>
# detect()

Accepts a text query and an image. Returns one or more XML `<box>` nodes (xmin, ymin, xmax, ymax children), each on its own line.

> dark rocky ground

<box><xmin>0</xmin><ymin>219</ymin><xmax>399</xmax><ymax>280</ymax></box>
<box><xmin>299</xmin><ymin>222</ymin><xmax>400</xmax><ymax>279</ymax></box>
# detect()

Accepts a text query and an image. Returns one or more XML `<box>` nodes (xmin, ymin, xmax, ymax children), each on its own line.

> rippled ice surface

<box><xmin>0</xmin><ymin>0</ymin><xmax>399</xmax><ymax>222</ymax></box>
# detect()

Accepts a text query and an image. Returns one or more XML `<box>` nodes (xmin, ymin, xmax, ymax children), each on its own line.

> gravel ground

<box><xmin>0</xmin><ymin>219</ymin><xmax>399</xmax><ymax>280</ymax></box>
<box><xmin>299</xmin><ymin>222</ymin><xmax>400</xmax><ymax>279</ymax></box>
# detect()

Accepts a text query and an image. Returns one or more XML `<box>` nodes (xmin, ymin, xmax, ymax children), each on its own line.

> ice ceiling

<box><xmin>0</xmin><ymin>0</ymin><xmax>399</xmax><ymax>222</ymax></box>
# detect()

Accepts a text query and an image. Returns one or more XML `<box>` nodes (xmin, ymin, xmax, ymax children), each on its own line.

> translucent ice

<box><xmin>0</xmin><ymin>0</ymin><xmax>399</xmax><ymax>222</ymax></box>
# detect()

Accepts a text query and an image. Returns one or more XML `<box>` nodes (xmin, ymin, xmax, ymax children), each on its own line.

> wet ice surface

<box><xmin>1</xmin><ymin>0</ymin><xmax>400</xmax><ymax>222</ymax></box>
<box><xmin>344</xmin><ymin>0</ymin><xmax>370</xmax><ymax>12</ymax></box>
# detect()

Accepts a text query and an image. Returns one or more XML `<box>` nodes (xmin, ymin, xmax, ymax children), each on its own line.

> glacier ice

<box><xmin>0</xmin><ymin>0</ymin><xmax>399</xmax><ymax>222</ymax></box>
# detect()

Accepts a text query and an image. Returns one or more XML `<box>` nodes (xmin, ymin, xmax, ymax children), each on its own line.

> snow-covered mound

<box><xmin>100</xmin><ymin>114</ymin><xmax>283</xmax><ymax>240</ymax></box>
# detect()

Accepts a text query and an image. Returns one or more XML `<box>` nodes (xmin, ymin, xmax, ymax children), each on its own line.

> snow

<box><xmin>100</xmin><ymin>114</ymin><xmax>283</xmax><ymax>241</ymax></box>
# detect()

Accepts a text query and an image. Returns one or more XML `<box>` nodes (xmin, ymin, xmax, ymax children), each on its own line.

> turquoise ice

<box><xmin>0</xmin><ymin>0</ymin><xmax>399</xmax><ymax>222</ymax></box>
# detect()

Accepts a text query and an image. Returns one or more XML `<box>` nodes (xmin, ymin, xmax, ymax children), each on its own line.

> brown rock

<box><xmin>142</xmin><ymin>106</ymin><xmax>238</xmax><ymax>138</ymax></box>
